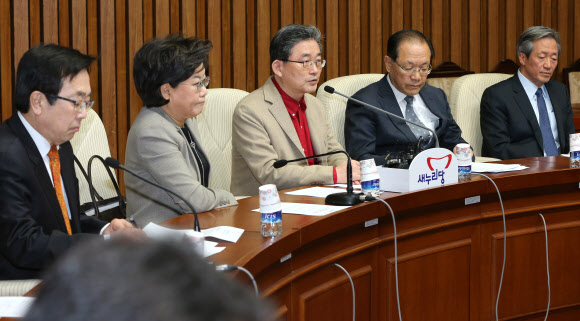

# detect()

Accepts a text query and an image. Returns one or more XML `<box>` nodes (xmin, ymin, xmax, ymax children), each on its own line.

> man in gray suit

<box><xmin>344</xmin><ymin>30</ymin><xmax>469</xmax><ymax>165</ymax></box>
<box><xmin>480</xmin><ymin>26</ymin><xmax>575</xmax><ymax>160</ymax></box>
<box><xmin>231</xmin><ymin>24</ymin><xmax>360</xmax><ymax>196</ymax></box>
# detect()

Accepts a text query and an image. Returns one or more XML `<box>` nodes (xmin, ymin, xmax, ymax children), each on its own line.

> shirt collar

<box><xmin>517</xmin><ymin>69</ymin><xmax>547</xmax><ymax>99</ymax></box>
<box><xmin>387</xmin><ymin>74</ymin><xmax>412</xmax><ymax>104</ymax></box>
<box><xmin>272</xmin><ymin>76</ymin><xmax>307</xmax><ymax>114</ymax></box>
<box><xmin>17</xmin><ymin>111</ymin><xmax>56</xmax><ymax>157</ymax></box>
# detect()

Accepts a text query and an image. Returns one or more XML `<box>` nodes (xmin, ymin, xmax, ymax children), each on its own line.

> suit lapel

<box><xmin>511</xmin><ymin>75</ymin><xmax>544</xmax><ymax>149</ymax></box>
<box><xmin>378</xmin><ymin>76</ymin><xmax>417</xmax><ymax>141</ymax></box>
<box><xmin>264</xmin><ymin>78</ymin><xmax>305</xmax><ymax>156</ymax></box>
<box><xmin>7</xmin><ymin>116</ymin><xmax>70</xmax><ymax>233</ymax></box>
<box><xmin>304</xmin><ymin>94</ymin><xmax>326</xmax><ymax>156</ymax></box>
<box><xmin>545</xmin><ymin>81</ymin><xmax>568</xmax><ymax>149</ymax></box>
<box><xmin>60</xmin><ymin>142</ymin><xmax>82</xmax><ymax>233</ymax></box>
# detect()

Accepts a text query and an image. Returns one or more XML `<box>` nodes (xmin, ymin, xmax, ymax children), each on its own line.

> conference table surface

<box><xmin>13</xmin><ymin>156</ymin><xmax>580</xmax><ymax>321</ymax></box>
<box><xmin>165</xmin><ymin>156</ymin><xmax>578</xmax><ymax>270</ymax></box>
<box><xmin>161</xmin><ymin>156</ymin><xmax>580</xmax><ymax>321</ymax></box>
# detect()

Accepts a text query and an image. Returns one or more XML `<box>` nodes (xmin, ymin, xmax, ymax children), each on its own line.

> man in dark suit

<box><xmin>0</xmin><ymin>44</ymin><xmax>141</xmax><ymax>280</ymax></box>
<box><xmin>480</xmin><ymin>26</ymin><xmax>575</xmax><ymax>160</ymax></box>
<box><xmin>345</xmin><ymin>30</ymin><xmax>468</xmax><ymax>165</ymax></box>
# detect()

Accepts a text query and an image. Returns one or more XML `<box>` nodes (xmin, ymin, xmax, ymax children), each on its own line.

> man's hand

<box><xmin>103</xmin><ymin>219</ymin><xmax>147</xmax><ymax>241</ymax></box>
<box><xmin>336</xmin><ymin>160</ymin><xmax>361</xmax><ymax>184</ymax></box>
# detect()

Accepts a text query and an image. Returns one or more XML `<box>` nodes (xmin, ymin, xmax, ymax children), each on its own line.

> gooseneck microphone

<box><xmin>104</xmin><ymin>157</ymin><xmax>201</xmax><ymax>232</ymax></box>
<box><xmin>274</xmin><ymin>150</ymin><xmax>364</xmax><ymax>206</ymax></box>
<box><xmin>324</xmin><ymin>85</ymin><xmax>440</xmax><ymax>148</ymax></box>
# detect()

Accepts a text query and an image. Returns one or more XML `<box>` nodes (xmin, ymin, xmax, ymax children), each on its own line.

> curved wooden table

<box><xmin>165</xmin><ymin>156</ymin><xmax>580</xmax><ymax>321</ymax></box>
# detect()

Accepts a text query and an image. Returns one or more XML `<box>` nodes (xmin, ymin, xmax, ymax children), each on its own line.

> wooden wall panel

<box><xmin>1</xmin><ymin>0</ymin><xmax>579</xmax><ymax>192</ymax></box>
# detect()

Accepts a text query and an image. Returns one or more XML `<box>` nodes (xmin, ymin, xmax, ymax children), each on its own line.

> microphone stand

<box><xmin>104</xmin><ymin>157</ymin><xmax>201</xmax><ymax>232</ymax></box>
<box><xmin>274</xmin><ymin>151</ymin><xmax>364</xmax><ymax>206</ymax></box>
<box><xmin>324</xmin><ymin>85</ymin><xmax>439</xmax><ymax>148</ymax></box>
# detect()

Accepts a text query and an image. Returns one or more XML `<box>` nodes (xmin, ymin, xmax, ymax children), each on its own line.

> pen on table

<box><xmin>129</xmin><ymin>216</ymin><xmax>139</xmax><ymax>228</ymax></box>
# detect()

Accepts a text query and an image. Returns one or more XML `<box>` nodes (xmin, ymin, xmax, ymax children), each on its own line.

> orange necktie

<box><xmin>48</xmin><ymin>145</ymin><xmax>72</xmax><ymax>235</ymax></box>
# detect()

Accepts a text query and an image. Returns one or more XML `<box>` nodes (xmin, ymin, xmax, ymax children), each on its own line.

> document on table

<box><xmin>326</xmin><ymin>183</ymin><xmax>362</xmax><ymax>189</ymax></box>
<box><xmin>286</xmin><ymin>186</ymin><xmax>349</xmax><ymax>198</ymax></box>
<box><xmin>142</xmin><ymin>223</ymin><xmax>238</xmax><ymax>257</ymax></box>
<box><xmin>253</xmin><ymin>202</ymin><xmax>350</xmax><ymax>216</ymax></box>
<box><xmin>202</xmin><ymin>226</ymin><xmax>244</xmax><ymax>243</ymax></box>
<box><xmin>0</xmin><ymin>297</ymin><xmax>34</xmax><ymax>318</ymax></box>
<box><xmin>471</xmin><ymin>162</ymin><xmax>528</xmax><ymax>173</ymax></box>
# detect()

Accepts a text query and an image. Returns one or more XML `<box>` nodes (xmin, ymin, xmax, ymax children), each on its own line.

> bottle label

<box><xmin>458</xmin><ymin>165</ymin><xmax>471</xmax><ymax>174</ymax></box>
<box><xmin>261</xmin><ymin>210</ymin><xmax>282</xmax><ymax>223</ymax></box>
<box><xmin>361</xmin><ymin>178</ymin><xmax>380</xmax><ymax>192</ymax></box>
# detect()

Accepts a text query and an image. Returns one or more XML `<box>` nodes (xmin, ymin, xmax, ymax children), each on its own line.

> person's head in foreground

<box><xmin>23</xmin><ymin>239</ymin><xmax>275</xmax><ymax>321</ymax></box>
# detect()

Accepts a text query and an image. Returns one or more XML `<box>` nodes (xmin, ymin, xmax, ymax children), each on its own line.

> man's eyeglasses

<box><xmin>393</xmin><ymin>60</ymin><xmax>432</xmax><ymax>75</ymax></box>
<box><xmin>283</xmin><ymin>59</ymin><xmax>326</xmax><ymax>70</ymax></box>
<box><xmin>47</xmin><ymin>95</ymin><xmax>94</xmax><ymax>112</ymax></box>
<box><xmin>180</xmin><ymin>77</ymin><xmax>210</xmax><ymax>91</ymax></box>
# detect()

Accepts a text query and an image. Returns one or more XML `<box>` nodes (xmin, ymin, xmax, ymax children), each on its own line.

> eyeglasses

<box><xmin>283</xmin><ymin>59</ymin><xmax>326</xmax><ymax>70</ymax></box>
<box><xmin>393</xmin><ymin>60</ymin><xmax>432</xmax><ymax>75</ymax></box>
<box><xmin>180</xmin><ymin>77</ymin><xmax>210</xmax><ymax>91</ymax></box>
<box><xmin>48</xmin><ymin>95</ymin><xmax>94</xmax><ymax>112</ymax></box>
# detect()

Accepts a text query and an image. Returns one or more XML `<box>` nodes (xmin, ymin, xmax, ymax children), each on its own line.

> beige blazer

<box><xmin>125</xmin><ymin>107</ymin><xmax>237</xmax><ymax>226</ymax></box>
<box><xmin>231</xmin><ymin>77</ymin><xmax>346</xmax><ymax>196</ymax></box>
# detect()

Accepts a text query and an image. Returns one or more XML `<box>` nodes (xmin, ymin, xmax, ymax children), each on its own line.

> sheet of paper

<box><xmin>143</xmin><ymin>223</ymin><xmax>226</xmax><ymax>258</ymax></box>
<box><xmin>205</xmin><ymin>246</ymin><xmax>225</xmax><ymax>257</ymax></box>
<box><xmin>201</xmin><ymin>226</ymin><xmax>244</xmax><ymax>243</ymax></box>
<box><xmin>325</xmin><ymin>183</ymin><xmax>362</xmax><ymax>189</ymax></box>
<box><xmin>471</xmin><ymin>162</ymin><xmax>528</xmax><ymax>173</ymax></box>
<box><xmin>286</xmin><ymin>186</ymin><xmax>349</xmax><ymax>198</ymax></box>
<box><xmin>0</xmin><ymin>297</ymin><xmax>35</xmax><ymax>318</ymax></box>
<box><xmin>253</xmin><ymin>202</ymin><xmax>350</xmax><ymax>216</ymax></box>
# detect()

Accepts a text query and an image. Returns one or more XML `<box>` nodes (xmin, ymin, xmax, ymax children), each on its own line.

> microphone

<box><xmin>274</xmin><ymin>150</ymin><xmax>364</xmax><ymax>206</ymax></box>
<box><xmin>324</xmin><ymin>85</ymin><xmax>439</xmax><ymax>148</ymax></box>
<box><xmin>104</xmin><ymin>157</ymin><xmax>201</xmax><ymax>232</ymax></box>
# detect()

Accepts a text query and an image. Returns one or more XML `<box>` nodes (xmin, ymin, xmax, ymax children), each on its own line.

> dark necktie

<box><xmin>404</xmin><ymin>96</ymin><xmax>429</xmax><ymax>139</ymax></box>
<box><xmin>535</xmin><ymin>88</ymin><xmax>558</xmax><ymax>156</ymax></box>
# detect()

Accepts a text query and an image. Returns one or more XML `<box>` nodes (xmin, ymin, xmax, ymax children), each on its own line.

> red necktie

<box><xmin>47</xmin><ymin>145</ymin><xmax>72</xmax><ymax>235</ymax></box>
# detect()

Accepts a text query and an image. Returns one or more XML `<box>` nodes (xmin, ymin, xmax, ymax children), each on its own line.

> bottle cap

<box><xmin>258</xmin><ymin>184</ymin><xmax>282</xmax><ymax>213</ymax></box>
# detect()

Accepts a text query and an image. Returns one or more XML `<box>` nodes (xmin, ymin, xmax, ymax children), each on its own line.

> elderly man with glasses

<box><xmin>0</xmin><ymin>44</ymin><xmax>142</xmax><ymax>280</ymax></box>
<box><xmin>231</xmin><ymin>24</ymin><xmax>360</xmax><ymax>197</ymax></box>
<box><xmin>344</xmin><ymin>29</ymin><xmax>469</xmax><ymax>165</ymax></box>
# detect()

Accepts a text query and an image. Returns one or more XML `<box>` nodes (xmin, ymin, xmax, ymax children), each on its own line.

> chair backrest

<box><xmin>426</xmin><ymin>61</ymin><xmax>474</xmax><ymax>98</ymax></box>
<box><xmin>569</xmin><ymin>72</ymin><xmax>580</xmax><ymax>104</ymax></box>
<box><xmin>448</xmin><ymin>73</ymin><xmax>512</xmax><ymax>156</ymax></box>
<box><xmin>196</xmin><ymin>88</ymin><xmax>249</xmax><ymax>191</ymax></box>
<box><xmin>0</xmin><ymin>279</ymin><xmax>41</xmax><ymax>296</ymax></box>
<box><xmin>563</xmin><ymin>59</ymin><xmax>580</xmax><ymax>104</ymax></box>
<box><xmin>316</xmin><ymin>74</ymin><xmax>384</xmax><ymax>148</ymax></box>
<box><xmin>69</xmin><ymin>109</ymin><xmax>118</xmax><ymax>206</ymax></box>
<box><xmin>490</xmin><ymin>59</ymin><xmax>519</xmax><ymax>74</ymax></box>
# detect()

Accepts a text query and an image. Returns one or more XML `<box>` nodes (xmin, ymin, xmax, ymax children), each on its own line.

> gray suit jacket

<box><xmin>231</xmin><ymin>77</ymin><xmax>347</xmax><ymax>196</ymax></box>
<box><xmin>125</xmin><ymin>107</ymin><xmax>237</xmax><ymax>226</ymax></box>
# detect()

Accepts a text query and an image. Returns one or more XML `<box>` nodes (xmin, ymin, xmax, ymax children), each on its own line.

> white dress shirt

<box><xmin>18</xmin><ymin>111</ymin><xmax>72</xmax><ymax>219</ymax></box>
<box><xmin>387</xmin><ymin>74</ymin><xmax>439</xmax><ymax>134</ymax></box>
<box><xmin>517</xmin><ymin>69</ymin><xmax>560</xmax><ymax>155</ymax></box>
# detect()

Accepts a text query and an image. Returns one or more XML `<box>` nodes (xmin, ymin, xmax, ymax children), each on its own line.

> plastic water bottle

<box><xmin>570</xmin><ymin>134</ymin><xmax>580</xmax><ymax>168</ymax></box>
<box><xmin>259</xmin><ymin>184</ymin><xmax>283</xmax><ymax>237</ymax></box>
<box><xmin>360</xmin><ymin>159</ymin><xmax>380</xmax><ymax>197</ymax></box>
<box><xmin>456</xmin><ymin>143</ymin><xmax>472</xmax><ymax>182</ymax></box>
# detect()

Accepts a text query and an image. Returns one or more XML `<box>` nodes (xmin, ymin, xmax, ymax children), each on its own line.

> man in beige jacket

<box><xmin>231</xmin><ymin>24</ymin><xmax>360</xmax><ymax>196</ymax></box>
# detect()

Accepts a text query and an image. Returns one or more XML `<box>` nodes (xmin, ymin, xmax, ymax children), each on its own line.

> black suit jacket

<box><xmin>480</xmin><ymin>75</ymin><xmax>575</xmax><ymax>160</ymax></box>
<box><xmin>0</xmin><ymin>115</ymin><xmax>106</xmax><ymax>280</ymax></box>
<box><xmin>344</xmin><ymin>74</ymin><xmax>467</xmax><ymax>165</ymax></box>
